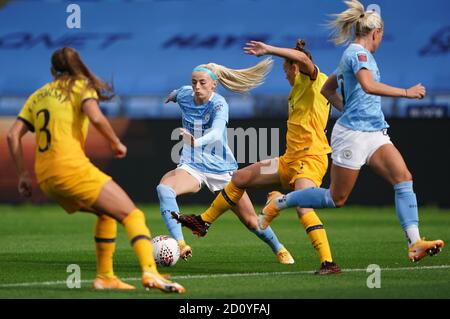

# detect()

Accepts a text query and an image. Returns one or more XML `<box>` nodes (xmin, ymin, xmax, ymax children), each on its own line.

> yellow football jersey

<box><xmin>283</xmin><ymin>66</ymin><xmax>332</xmax><ymax>162</ymax></box>
<box><xmin>18</xmin><ymin>79</ymin><xmax>98</xmax><ymax>183</ymax></box>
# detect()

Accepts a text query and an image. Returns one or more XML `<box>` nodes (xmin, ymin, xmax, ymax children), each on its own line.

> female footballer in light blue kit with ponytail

<box><xmin>259</xmin><ymin>0</ymin><xmax>444</xmax><ymax>262</ymax></box>
<box><xmin>157</xmin><ymin>58</ymin><xmax>295</xmax><ymax>264</ymax></box>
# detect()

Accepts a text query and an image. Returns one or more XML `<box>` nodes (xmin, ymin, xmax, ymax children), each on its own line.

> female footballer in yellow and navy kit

<box><xmin>174</xmin><ymin>40</ymin><xmax>341</xmax><ymax>275</ymax></box>
<box><xmin>7</xmin><ymin>47</ymin><xmax>184</xmax><ymax>293</ymax></box>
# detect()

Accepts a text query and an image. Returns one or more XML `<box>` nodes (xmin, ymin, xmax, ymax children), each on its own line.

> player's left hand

<box><xmin>244</xmin><ymin>40</ymin><xmax>269</xmax><ymax>57</ymax></box>
<box><xmin>18</xmin><ymin>173</ymin><xmax>32</xmax><ymax>198</ymax></box>
<box><xmin>180</xmin><ymin>128</ymin><xmax>195</xmax><ymax>146</ymax></box>
<box><xmin>111</xmin><ymin>141</ymin><xmax>127</xmax><ymax>158</ymax></box>
<box><xmin>406</xmin><ymin>83</ymin><xmax>426</xmax><ymax>99</ymax></box>
<box><xmin>165</xmin><ymin>92</ymin><xmax>176</xmax><ymax>103</ymax></box>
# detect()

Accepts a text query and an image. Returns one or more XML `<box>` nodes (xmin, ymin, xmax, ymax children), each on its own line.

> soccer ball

<box><xmin>151</xmin><ymin>235</ymin><xmax>180</xmax><ymax>267</ymax></box>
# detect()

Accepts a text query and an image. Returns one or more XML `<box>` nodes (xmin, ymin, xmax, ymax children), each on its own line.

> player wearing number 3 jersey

<box><xmin>17</xmin><ymin>78</ymin><xmax>106</xmax><ymax>192</ymax></box>
<box><xmin>7</xmin><ymin>47</ymin><xmax>185</xmax><ymax>293</ymax></box>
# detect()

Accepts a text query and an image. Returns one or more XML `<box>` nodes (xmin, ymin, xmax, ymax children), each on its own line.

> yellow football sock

<box><xmin>122</xmin><ymin>209</ymin><xmax>157</xmax><ymax>274</ymax></box>
<box><xmin>200</xmin><ymin>182</ymin><xmax>245</xmax><ymax>224</ymax></box>
<box><xmin>95</xmin><ymin>215</ymin><xmax>117</xmax><ymax>277</ymax></box>
<box><xmin>300</xmin><ymin>211</ymin><xmax>333</xmax><ymax>263</ymax></box>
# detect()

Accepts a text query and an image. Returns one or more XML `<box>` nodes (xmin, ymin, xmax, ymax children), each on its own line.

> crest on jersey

<box><xmin>214</xmin><ymin>103</ymin><xmax>223</xmax><ymax>113</ymax></box>
<box><xmin>358</xmin><ymin>53</ymin><xmax>368</xmax><ymax>62</ymax></box>
<box><xmin>343</xmin><ymin>149</ymin><xmax>353</xmax><ymax>159</ymax></box>
<box><xmin>204</xmin><ymin>112</ymin><xmax>211</xmax><ymax>122</ymax></box>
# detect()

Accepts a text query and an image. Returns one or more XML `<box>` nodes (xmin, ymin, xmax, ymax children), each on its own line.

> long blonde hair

<box><xmin>194</xmin><ymin>58</ymin><xmax>273</xmax><ymax>94</ymax></box>
<box><xmin>328</xmin><ymin>0</ymin><xmax>384</xmax><ymax>45</ymax></box>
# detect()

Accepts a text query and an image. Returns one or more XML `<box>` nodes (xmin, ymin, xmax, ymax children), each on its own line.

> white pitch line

<box><xmin>0</xmin><ymin>265</ymin><xmax>449</xmax><ymax>288</ymax></box>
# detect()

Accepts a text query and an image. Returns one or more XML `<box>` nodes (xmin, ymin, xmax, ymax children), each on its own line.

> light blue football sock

<box><xmin>281</xmin><ymin>187</ymin><xmax>336</xmax><ymax>209</ymax></box>
<box><xmin>251</xmin><ymin>226</ymin><xmax>284</xmax><ymax>253</ymax></box>
<box><xmin>394</xmin><ymin>181</ymin><xmax>420</xmax><ymax>245</ymax></box>
<box><xmin>394</xmin><ymin>181</ymin><xmax>419</xmax><ymax>229</ymax></box>
<box><xmin>156</xmin><ymin>184</ymin><xmax>184</xmax><ymax>241</ymax></box>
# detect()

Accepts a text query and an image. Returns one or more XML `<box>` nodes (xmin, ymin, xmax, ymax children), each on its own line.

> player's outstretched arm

<box><xmin>165</xmin><ymin>91</ymin><xmax>176</xmax><ymax>103</ymax></box>
<box><xmin>356</xmin><ymin>69</ymin><xmax>426</xmax><ymax>99</ymax></box>
<box><xmin>82</xmin><ymin>99</ymin><xmax>127</xmax><ymax>158</ymax></box>
<box><xmin>321</xmin><ymin>74</ymin><xmax>343</xmax><ymax>111</ymax></box>
<box><xmin>244</xmin><ymin>40</ymin><xmax>315</xmax><ymax>78</ymax></box>
<box><xmin>7</xmin><ymin>120</ymin><xmax>32</xmax><ymax>197</ymax></box>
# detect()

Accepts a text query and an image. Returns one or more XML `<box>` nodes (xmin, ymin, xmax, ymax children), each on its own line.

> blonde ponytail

<box><xmin>328</xmin><ymin>0</ymin><xmax>384</xmax><ymax>45</ymax></box>
<box><xmin>195</xmin><ymin>58</ymin><xmax>273</xmax><ymax>94</ymax></box>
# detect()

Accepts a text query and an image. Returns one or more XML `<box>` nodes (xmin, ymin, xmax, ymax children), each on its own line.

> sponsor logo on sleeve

<box><xmin>357</xmin><ymin>53</ymin><xmax>368</xmax><ymax>62</ymax></box>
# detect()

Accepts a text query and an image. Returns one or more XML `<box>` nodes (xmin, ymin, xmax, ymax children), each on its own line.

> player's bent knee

<box><xmin>231</xmin><ymin>170</ymin><xmax>249</xmax><ymax>188</ymax></box>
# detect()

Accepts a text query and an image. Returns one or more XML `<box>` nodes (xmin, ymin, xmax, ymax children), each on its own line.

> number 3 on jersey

<box><xmin>36</xmin><ymin>109</ymin><xmax>51</xmax><ymax>152</ymax></box>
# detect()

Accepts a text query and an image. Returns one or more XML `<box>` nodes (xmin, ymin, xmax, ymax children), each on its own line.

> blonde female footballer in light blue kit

<box><xmin>157</xmin><ymin>59</ymin><xmax>295</xmax><ymax>264</ymax></box>
<box><xmin>259</xmin><ymin>0</ymin><xmax>444</xmax><ymax>262</ymax></box>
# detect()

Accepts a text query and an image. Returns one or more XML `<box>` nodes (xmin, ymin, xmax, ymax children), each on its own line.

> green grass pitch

<box><xmin>0</xmin><ymin>204</ymin><xmax>449</xmax><ymax>299</ymax></box>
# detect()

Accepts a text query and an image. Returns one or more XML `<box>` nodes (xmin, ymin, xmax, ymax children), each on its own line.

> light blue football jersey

<box><xmin>173</xmin><ymin>86</ymin><xmax>237</xmax><ymax>174</ymax></box>
<box><xmin>336</xmin><ymin>43</ymin><xmax>389</xmax><ymax>131</ymax></box>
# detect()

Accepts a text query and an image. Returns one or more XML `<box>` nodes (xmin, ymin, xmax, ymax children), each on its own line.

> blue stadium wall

<box><xmin>1</xmin><ymin>0</ymin><xmax>449</xmax><ymax>96</ymax></box>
